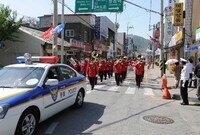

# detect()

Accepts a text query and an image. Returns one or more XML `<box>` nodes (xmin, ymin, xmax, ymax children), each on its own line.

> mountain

<box><xmin>133</xmin><ymin>35</ymin><xmax>151</xmax><ymax>55</ymax></box>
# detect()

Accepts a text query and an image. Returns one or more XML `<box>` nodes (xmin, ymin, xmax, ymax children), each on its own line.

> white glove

<box><xmin>182</xmin><ymin>82</ymin><xmax>185</xmax><ymax>87</ymax></box>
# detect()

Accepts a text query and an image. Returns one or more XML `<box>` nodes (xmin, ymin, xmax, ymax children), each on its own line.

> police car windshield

<box><xmin>0</xmin><ymin>67</ymin><xmax>45</xmax><ymax>88</ymax></box>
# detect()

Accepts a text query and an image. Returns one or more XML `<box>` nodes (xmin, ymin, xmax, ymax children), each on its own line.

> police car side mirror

<box><xmin>45</xmin><ymin>79</ymin><xmax>59</xmax><ymax>86</ymax></box>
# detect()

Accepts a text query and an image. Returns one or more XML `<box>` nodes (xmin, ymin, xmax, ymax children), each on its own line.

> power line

<box><xmin>57</xmin><ymin>0</ymin><xmax>95</xmax><ymax>29</ymax></box>
<box><xmin>124</xmin><ymin>0</ymin><xmax>162</xmax><ymax>16</ymax></box>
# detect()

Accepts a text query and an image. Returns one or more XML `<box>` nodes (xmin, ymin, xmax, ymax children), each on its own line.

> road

<box><xmin>36</xmin><ymin>68</ymin><xmax>200</xmax><ymax>135</ymax></box>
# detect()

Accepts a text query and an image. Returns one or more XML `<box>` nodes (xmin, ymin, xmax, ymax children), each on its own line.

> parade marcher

<box><xmin>107</xmin><ymin>58</ymin><xmax>113</xmax><ymax>78</ymax></box>
<box><xmin>114</xmin><ymin>57</ymin><xmax>122</xmax><ymax>86</ymax></box>
<box><xmin>98</xmin><ymin>58</ymin><xmax>105</xmax><ymax>82</ymax></box>
<box><xmin>194</xmin><ymin>57</ymin><xmax>200</xmax><ymax>100</ymax></box>
<box><xmin>86</xmin><ymin>58</ymin><xmax>98</xmax><ymax>90</ymax></box>
<box><xmin>122</xmin><ymin>56</ymin><xmax>129</xmax><ymax>81</ymax></box>
<box><xmin>79</xmin><ymin>58</ymin><xmax>86</xmax><ymax>76</ymax></box>
<box><xmin>172</xmin><ymin>61</ymin><xmax>182</xmax><ymax>88</ymax></box>
<box><xmin>186</xmin><ymin>58</ymin><xmax>194</xmax><ymax>87</ymax></box>
<box><xmin>140</xmin><ymin>57</ymin><xmax>146</xmax><ymax>82</ymax></box>
<box><xmin>132</xmin><ymin>58</ymin><xmax>143</xmax><ymax>88</ymax></box>
<box><xmin>180</xmin><ymin>58</ymin><xmax>190</xmax><ymax>105</ymax></box>
<box><xmin>104</xmin><ymin>59</ymin><xmax>109</xmax><ymax>80</ymax></box>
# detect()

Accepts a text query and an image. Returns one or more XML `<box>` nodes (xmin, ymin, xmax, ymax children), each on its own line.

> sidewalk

<box><xmin>146</xmin><ymin>65</ymin><xmax>200</xmax><ymax>104</ymax></box>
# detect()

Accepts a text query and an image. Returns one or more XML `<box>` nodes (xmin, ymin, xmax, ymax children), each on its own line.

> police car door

<box><xmin>43</xmin><ymin>66</ymin><xmax>64</xmax><ymax>118</ymax></box>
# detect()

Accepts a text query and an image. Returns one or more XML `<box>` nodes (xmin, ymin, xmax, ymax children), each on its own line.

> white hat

<box><xmin>180</xmin><ymin>58</ymin><xmax>187</xmax><ymax>62</ymax></box>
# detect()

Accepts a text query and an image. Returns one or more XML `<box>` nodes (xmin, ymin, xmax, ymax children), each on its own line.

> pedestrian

<box><xmin>86</xmin><ymin>58</ymin><xmax>98</xmax><ymax>90</ymax></box>
<box><xmin>114</xmin><ymin>57</ymin><xmax>122</xmax><ymax>86</ymax></box>
<box><xmin>194</xmin><ymin>57</ymin><xmax>200</xmax><ymax>100</ymax></box>
<box><xmin>132</xmin><ymin>58</ymin><xmax>143</xmax><ymax>88</ymax></box>
<box><xmin>186</xmin><ymin>58</ymin><xmax>194</xmax><ymax>87</ymax></box>
<box><xmin>172</xmin><ymin>61</ymin><xmax>182</xmax><ymax>88</ymax></box>
<box><xmin>180</xmin><ymin>58</ymin><xmax>190</xmax><ymax>105</ymax></box>
<box><xmin>122</xmin><ymin>56</ymin><xmax>129</xmax><ymax>81</ymax></box>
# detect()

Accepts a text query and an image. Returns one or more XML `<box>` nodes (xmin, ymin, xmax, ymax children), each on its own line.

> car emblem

<box><xmin>50</xmin><ymin>88</ymin><xmax>58</xmax><ymax>102</ymax></box>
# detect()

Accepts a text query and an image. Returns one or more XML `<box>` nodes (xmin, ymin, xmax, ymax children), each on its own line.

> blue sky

<box><xmin>0</xmin><ymin>0</ymin><xmax>168</xmax><ymax>39</ymax></box>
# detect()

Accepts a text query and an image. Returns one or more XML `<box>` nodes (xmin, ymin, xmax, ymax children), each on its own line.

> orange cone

<box><xmin>162</xmin><ymin>87</ymin><xmax>171</xmax><ymax>99</ymax></box>
<box><xmin>161</xmin><ymin>74</ymin><xmax>171</xmax><ymax>99</ymax></box>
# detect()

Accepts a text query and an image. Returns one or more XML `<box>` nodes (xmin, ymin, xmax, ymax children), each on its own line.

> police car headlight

<box><xmin>0</xmin><ymin>104</ymin><xmax>10</xmax><ymax>119</ymax></box>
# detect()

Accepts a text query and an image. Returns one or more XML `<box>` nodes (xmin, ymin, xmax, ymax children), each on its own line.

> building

<box><xmin>117</xmin><ymin>32</ymin><xmax>125</xmax><ymax>56</ymax></box>
<box><xmin>0</xmin><ymin>26</ymin><xmax>70</xmax><ymax>66</ymax></box>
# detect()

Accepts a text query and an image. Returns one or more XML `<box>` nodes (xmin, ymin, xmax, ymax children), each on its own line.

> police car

<box><xmin>0</xmin><ymin>54</ymin><xmax>87</xmax><ymax>135</ymax></box>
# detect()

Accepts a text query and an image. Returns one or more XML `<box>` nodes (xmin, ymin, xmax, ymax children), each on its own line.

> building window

<box><xmin>65</xmin><ymin>30</ymin><xmax>74</xmax><ymax>37</ymax></box>
<box><xmin>83</xmin><ymin>31</ymin><xmax>88</xmax><ymax>42</ymax></box>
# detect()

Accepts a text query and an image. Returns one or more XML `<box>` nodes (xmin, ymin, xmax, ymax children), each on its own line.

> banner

<box><xmin>173</xmin><ymin>3</ymin><xmax>184</xmax><ymax>26</ymax></box>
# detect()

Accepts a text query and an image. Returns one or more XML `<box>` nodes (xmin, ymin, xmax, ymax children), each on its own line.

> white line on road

<box><xmin>144</xmin><ymin>88</ymin><xmax>154</xmax><ymax>96</ymax></box>
<box><xmin>125</xmin><ymin>87</ymin><xmax>136</xmax><ymax>94</ymax></box>
<box><xmin>94</xmin><ymin>84</ymin><xmax>106</xmax><ymax>89</ymax></box>
<box><xmin>108</xmin><ymin>86</ymin><xmax>119</xmax><ymax>92</ymax></box>
<box><xmin>45</xmin><ymin>122</ymin><xmax>58</xmax><ymax>134</ymax></box>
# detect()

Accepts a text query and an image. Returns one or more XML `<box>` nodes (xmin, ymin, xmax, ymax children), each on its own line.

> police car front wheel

<box><xmin>15</xmin><ymin>109</ymin><xmax>39</xmax><ymax>135</ymax></box>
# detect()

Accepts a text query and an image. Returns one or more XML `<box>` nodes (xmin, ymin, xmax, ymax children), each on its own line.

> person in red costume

<box><xmin>122</xmin><ymin>56</ymin><xmax>129</xmax><ymax>81</ymax></box>
<box><xmin>132</xmin><ymin>58</ymin><xmax>144</xmax><ymax>88</ymax></box>
<box><xmin>114</xmin><ymin>57</ymin><xmax>123</xmax><ymax>86</ymax></box>
<box><xmin>98</xmin><ymin>58</ymin><xmax>106</xmax><ymax>82</ymax></box>
<box><xmin>86</xmin><ymin>58</ymin><xmax>98</xmax><ymax>90</ymax></box>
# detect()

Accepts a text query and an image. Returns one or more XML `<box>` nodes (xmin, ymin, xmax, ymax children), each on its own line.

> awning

<box><xmin>185</xmin><ymin>44</ymin><xmax>200</xmax><ymax>52</ymax></box>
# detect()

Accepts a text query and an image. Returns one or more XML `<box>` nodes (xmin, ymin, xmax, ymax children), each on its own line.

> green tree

<box><xmin>0</xmin><ymin>4</ymin><xmax>23</xmax><ymax>43</ymax></box>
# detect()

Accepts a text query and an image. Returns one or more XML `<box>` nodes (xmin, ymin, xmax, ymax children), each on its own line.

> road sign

<box><xmin>75</xmin><ymin>0</ymin><xmax>124</xmax><ymax>13</ymax></box>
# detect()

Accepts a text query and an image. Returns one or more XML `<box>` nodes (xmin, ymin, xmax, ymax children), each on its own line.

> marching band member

<box><xmin>114</xmin><ymin>57</ymin><xmax>123</xmax><ymax>86</ymax></box>
<box><xmin>98</xmin><ymin>58</ymin><xmax>105</xmax><ymax>82</ymax></box>
<box><xmin>107</xmin><ymin>58</ymin><xmax>113</xmax><ymax>78</ymax></box>
<box><xmin>86</xmin><ymin>57</ymin><xmax>98</xmax><ymax>90</ymax></box>
<box><xmin>104</xmin><ymin>59</ymin><xmax>109</xmax><ymax>80</ymax></box>
<box><xmin>122</xmin><ymin>56</ymin><xmax>129</xmax><ymax>81</ymax></box>
<box><xmin>133</xmin><ymin>58</ymin><xmax>144</xmax><ymax>88</ymax></box>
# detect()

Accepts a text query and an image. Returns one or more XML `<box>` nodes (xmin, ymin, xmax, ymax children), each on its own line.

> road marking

<box><xmin>95</xmin><ymin>85</ymin><xmax>106</xmax><ymax>89</ymax></box>
<box><xmin>108</xmin><ymin>86</ymin><xmax>119</xmax><ymax>92</ymax></box>
<box><xmin>144</xmin><ymin>88</ymin><xmax>154</xmax><ymax>96</ymax></box>
<box><xmin>45</xmin><ymin>122</ymin><xmax>58</xmax><ymax>134</ymax></box>
<box><xmin>125</xmin><ymin>87</ymin><xmax>136</xmax><ymax>94</ymax></box>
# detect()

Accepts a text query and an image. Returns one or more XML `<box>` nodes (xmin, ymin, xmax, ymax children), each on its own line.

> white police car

<box><xmin>0</xmin><ymin>54</ymin><xmax>87</xmax><ymax>135</ymax></box>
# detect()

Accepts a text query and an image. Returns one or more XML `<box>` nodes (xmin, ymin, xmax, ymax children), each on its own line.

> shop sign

<box><xmin>70</xmin><ymin>39</ymin><xmax>84</xmax><ymax>49</ymax></box>
<box><xmin>169</xmin><ymin>34</ymin><xmax>176</xmax><ymax>47</ymax></box>
<box><xmin>175</xmin><ymin>30</ymin><xmax>183</xmax><ymax>44</ymax></box>
<box><xmin>83</xmin><ymin>44</ymin><xmax>92</xmax><ymax>53</ymax></box>
<box><xmin>196</xmin><ymin>27</ymin><xmax>200</xmax><ymax>41</ymax></box>
<box><xmin>173</xmin><ymin>2</ymin><xmax>184</xmax><ymax>26</ymax></box>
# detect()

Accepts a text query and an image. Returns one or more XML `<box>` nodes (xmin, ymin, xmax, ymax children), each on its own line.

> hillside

<box><xmin>133</xmin><ymin>35</ymin><xmax>151</xmax><ymax>55</ymax></box>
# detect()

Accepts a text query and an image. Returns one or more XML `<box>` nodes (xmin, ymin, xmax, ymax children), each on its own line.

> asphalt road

<box><xmin>36</xmin><ymin>69</ymin><xmax>200</xmax><ymax>135</ymax></box>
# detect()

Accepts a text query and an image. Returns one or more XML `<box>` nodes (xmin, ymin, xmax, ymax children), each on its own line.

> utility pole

<box><xmin>114</xmin><ymin>13</ymin><xmax>119</xmax><ymax>59</ymax></box>
<box><xmin>160</xmin><ymin>0</ymin><xmax>164</xmax><ymax>76</ymax></box>
<box><xmin>61</xmin><ymin>0</ymin><xmax>64</xmax><ymax>63</ymax></box>
<box><xmin>52</xmin><ymin>0</ymin><xmax>58</xmax><ymax>56</ymax></box>
<box><xmin>126</xmin><ymin>24</ymin><xmax>134</xmax><ymax>57</ymax></box>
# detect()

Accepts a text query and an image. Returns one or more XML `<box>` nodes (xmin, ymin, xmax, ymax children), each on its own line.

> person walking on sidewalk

<box><xmin>186</xmin><ymin>58</ymin><xmax>194</xmax><ymax>87</ymax></box>
<box><xmin>180</xmin><ymin>58</ymin><xmax>190</xmax><ymax>105</ymax></box>
<box><xmin>172</xmin><ymin>62</ymin><xmax>182</xmax><ymax>88</ymax></box>
<box><xmin>194</xmin><ymin>57</ymin><xmax>200</xmax><ymax>100</ymax></box>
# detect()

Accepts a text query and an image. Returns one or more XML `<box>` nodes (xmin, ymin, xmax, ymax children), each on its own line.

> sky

<box><xmin>0</xmin><ymin>0</ymin><xmax>168</xmax><ymax>39</ymax></box>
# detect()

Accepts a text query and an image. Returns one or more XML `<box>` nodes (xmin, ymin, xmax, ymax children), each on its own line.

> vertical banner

<box><xmin>95</xmin><ymin>17</ymin><xmax>100</xmax><ymax>39</ymax></box>
<box><xmin>173</xmin><ymin>2</ymin><xmax>184</xmax><ymax>26</ymax></box>
<box><xmin>168</xmin><ymin>0</ymin><xmax>176</xmax><ymax>15</ymax></box>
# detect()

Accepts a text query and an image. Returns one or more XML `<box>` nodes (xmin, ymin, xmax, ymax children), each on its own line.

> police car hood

<box><xmin>0</xmin><ymin>88</ymin><xmax>32</xmax><ymax>100</ymax></box>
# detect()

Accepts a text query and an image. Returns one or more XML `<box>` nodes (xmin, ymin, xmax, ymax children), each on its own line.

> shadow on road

<box><xmin>36</xmin><ymin>102</ymin><xmax>105</xmax><ymax>135</ymax></box>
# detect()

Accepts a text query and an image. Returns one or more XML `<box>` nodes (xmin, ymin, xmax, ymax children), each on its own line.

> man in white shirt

<box><xmin>180</xmin><ymin>58</ymin><xmax>190</xmax><ymax>105</ymax></box>
<box><xmin>186</xmin><ymin>58</ymin><xmax>194</xmax><ymax>87</ymax></box>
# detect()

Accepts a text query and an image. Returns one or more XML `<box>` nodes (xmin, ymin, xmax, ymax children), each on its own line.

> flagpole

<box><xmin>53</xmin><ymin>0</ymin><xmax>58</xmax><ymax>56</ymax></box>
<box><xmin>61</xmin><ymin>0</ymin><xmax>64</xmax><ymax>63</ymax></box>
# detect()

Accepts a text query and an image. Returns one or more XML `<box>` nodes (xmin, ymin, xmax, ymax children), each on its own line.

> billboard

<box><xmin>173</xmin><ymin>2</ymin><xmax>184</xmax><ymax>26</ymax></box>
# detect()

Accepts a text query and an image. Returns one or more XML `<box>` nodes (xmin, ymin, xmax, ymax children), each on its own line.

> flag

<box><xmin>52</xmin><ymin>24</ymin><xmax>65</xmax><ymax>34</ymax></box>
<box><xmin>41</xmin><ymin>25</ymin><xmax>54</xmax><ymax>39</ymax></box>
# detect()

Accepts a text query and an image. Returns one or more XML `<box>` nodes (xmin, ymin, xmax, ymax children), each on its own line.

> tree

<box><xmin>0</xmin><ymin>4</ymin><xmax>23</xmax><ymax>43</ymax></box>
